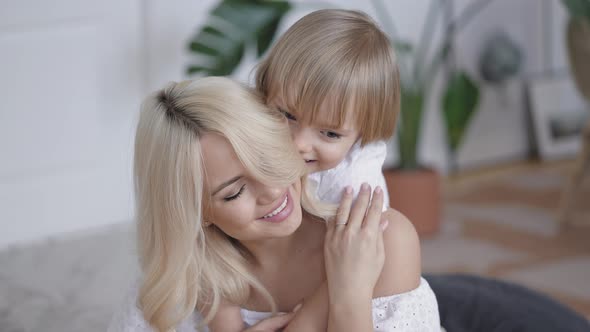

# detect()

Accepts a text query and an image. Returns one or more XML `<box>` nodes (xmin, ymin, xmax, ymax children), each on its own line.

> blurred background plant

<box><xmin>185</xmin><ymin>0</ymin><xmax>523</xmax><ymax>174</ymax></box>
<box><xmin>561</xmin><ymin>0</ymin><xmax>590</xmax><ymax>101</ymax></box>
<box><xmin>372</xmin><ymin>0</ymin><xmax>522</xmax><ymax>172</ymax></box>
<box><xmin>186</xmin><ymin>0</ymin><xmax>292</xmax><ymax>76</ymax></box>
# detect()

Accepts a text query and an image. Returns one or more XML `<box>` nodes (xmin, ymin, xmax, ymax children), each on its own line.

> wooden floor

<box><xmin>421</xmin><ymin>158</ymin><xmax>590</xmax><ymax>318</ymax></box>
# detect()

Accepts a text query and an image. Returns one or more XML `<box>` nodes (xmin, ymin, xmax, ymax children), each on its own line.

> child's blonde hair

<box><xmin>256</xmin><ymin>9</ymin><xmax>400</xmax><ymax>145</ymax></box>
<box><xmin>134</xmin><ymin>77</ymin><xmax>331</xmax><ymax>331</ymax></box>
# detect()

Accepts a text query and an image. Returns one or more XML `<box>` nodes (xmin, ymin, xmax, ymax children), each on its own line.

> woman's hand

<box><xmin>324</xmin><ymin>183</ymin><xmax>388</xmax><ymax>304</ymax></box>
<box><xmin>242</xmin><ymin>312</ymin><xmax>296</xmax><ymax>332</ymax></box>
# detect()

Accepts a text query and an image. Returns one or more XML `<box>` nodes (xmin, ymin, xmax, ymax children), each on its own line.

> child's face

<box><xmin>270</xmin><ymin>98</ymin><xmax>360</xmax><ymax>174</ymax></box>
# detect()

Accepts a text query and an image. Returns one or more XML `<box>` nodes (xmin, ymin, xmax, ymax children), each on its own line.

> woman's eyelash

<box><xmin>224</xmin><ymin>185</ymin><xmax>245</xmax><ymax>202</ymax></box>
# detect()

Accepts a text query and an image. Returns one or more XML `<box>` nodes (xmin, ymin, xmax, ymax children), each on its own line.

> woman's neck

<box><xmin>241</xmin><ymin>213</ymin><xmax>325</xmax><ymax>270</ymax></box>
<box><xmin>241</xmin><ymin>213</ymin><xmax>327</xmax><ymax>312</ymax></box>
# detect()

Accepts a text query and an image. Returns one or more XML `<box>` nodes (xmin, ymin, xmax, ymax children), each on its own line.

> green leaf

<box><xmin>442</xmin><ymin>72</ymin><xmax>480</xmax><ymax>152</ymax></box>
<box><xmin>257</xmin><ymin>16</ymin><xmax>281</xmax><ymax>57</ymax></box>
<box><xmin>186</xmin><ymin>0</ymin><xmax>292</xmax><ymax>76</ymax></box>
<box><xmin>189</xmin><ymin>40</ymin><xmax>220</xmax><ymax>56</ymax></box>
<box><xmin>397</xmin><ymin>87</ymin><xmax>424</xmax><ymax>169</ymax></box>
<box><xmin>393</xmin><ymin>40</ymin><xmax>413</xmax><ymax>53</ymax></box>
<box><xmin>561</xmin><ymin>0</ymin><xmax>590</xmax><ymax>21</ymax></box>
<box><xmin>187</xmin><ymin>65</ymin><xmax>210</xmax><ymax>75</ymax></box>
<box><xmin>203</xmin><ymin>26</ymin><xmax>225</xmax><ymax>38</ymax></box>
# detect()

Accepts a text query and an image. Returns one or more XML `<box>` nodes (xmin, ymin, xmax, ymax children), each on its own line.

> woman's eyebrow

<box><xmin>211</xmin><ymin>175</ymin><xmax>242</xmax><ymax>196</ymax></box>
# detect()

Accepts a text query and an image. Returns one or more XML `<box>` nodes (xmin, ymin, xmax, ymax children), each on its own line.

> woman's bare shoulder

<box><xmin>373</xmin><ymin>208</ymin><xmax>422</xmax><ymax>297</ymax></box>
<box><xmin>382</xmin><ymin>209</ymin><xmax>419</xmax><ymax>242</ymax></box>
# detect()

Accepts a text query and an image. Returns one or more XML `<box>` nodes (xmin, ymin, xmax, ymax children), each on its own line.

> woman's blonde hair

<box><xmin>256</xmin><ymin>9</ymin><xmax>400</xmax><ymax>145</ymax></box>
<box><xmin>134</xmin><ymin>77</ymin><xmax>330</xmax><ymax>331</ymax></box>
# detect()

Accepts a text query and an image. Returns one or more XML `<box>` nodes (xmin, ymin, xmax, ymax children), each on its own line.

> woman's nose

<box><xmin>257</xmin><ymin>185</ymin><xmax>285</xmax><ymax>206</ymax></box>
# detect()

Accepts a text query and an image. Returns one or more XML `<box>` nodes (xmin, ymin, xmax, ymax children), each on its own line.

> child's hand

<box><xmin>323</xmin><ymin>184</ymin><xmax>388</xmax><ymax>302</ymax></box>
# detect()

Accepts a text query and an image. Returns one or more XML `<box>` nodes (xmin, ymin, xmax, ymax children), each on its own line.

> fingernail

<box><xmin>381</xmin><ymin>219</ymin><xmax>389</xmax><ymax>231</ymax></box>
<box><xmin>361</xmin><ymin>183</ymin><xmax>369</xmax><ymax>191</ymax></box>
<box><xmin>345</xmin><ymin>186</ymin><xmax>352</xmax><ymax>195</ymax></box>
<box><xmin>375</xmin><ymin>186</ymin><xmax>382</xmax><ymax>194</ymax></box>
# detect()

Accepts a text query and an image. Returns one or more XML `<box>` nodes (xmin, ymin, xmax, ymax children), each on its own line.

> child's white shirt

<box><xmin>307</xmin><ymin>140</ymin><xmax>389</xmax><ymax>210</ymax></box>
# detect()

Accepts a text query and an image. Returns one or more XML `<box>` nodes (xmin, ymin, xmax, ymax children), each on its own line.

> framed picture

<box><xmin>527</xmin><ymin>72</ymin><xmax>589</xmax><ymax>160</ymax></box>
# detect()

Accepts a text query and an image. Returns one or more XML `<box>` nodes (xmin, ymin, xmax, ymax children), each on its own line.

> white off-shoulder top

<box><xmin>108</xmin><ymin>277</ymin><xmax>441</xmax><ymax>332</ymax></box>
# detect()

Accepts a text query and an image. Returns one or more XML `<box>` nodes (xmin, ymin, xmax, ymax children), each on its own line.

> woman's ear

<box><xmin>201</xmin><ymin>195</ymin><xmax>213</xmax><ymax>227</ymax></box>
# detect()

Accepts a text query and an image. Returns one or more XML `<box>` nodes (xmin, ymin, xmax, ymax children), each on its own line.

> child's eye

<box><xmin>278</xmin><ymin>108</ymin><xmax>297</xmax><ymax>121</ymax></box>
<box><xmin>321</xmin><ymin>131</ymin><xmax>342</xmax><ymax>139</ymax></box>
<box><xmin>223</xmin><ymin>185</ymin><xmax>245</xmax><ymax>202</ymax></box>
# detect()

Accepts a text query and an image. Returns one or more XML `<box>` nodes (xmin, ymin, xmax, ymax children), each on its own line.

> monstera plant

<box><xmin>186</xmin><ymin>0</ymin><xmax>291</xmax><ymax>76</ymax></box>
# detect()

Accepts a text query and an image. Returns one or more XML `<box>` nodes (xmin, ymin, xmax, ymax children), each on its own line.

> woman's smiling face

<box><xmin>200</xmin><ymin>132</ymin><xmax>303</xmax><ymax>241</ymax></box>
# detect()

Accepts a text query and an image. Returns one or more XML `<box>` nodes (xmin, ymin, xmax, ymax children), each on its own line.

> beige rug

<box><xmin>421</xmin><ymin>160</ymin><xmax>590</xmax><ymax>318</ymax></box>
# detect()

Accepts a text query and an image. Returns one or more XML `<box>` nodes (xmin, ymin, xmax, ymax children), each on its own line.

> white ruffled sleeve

<box><xmin>372</xmin><ymin>277</ymin><xmax>441</xmax><ymax>331</ymax></box>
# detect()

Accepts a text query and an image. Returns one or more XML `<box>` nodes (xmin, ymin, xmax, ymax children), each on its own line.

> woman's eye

<box><xmin>322</xmin><ymin>131</ymin><xmax>342</xmax><ymax>139</ymax></box>
<box><xmin>223</xmin><ymin>185</ymin><xmax>245</xmax><ymax>202</ymax></box>
<box><xmin>279</xmin><ymin>108</ymin><xmax>297</xmax><ymax>121</ymax></box>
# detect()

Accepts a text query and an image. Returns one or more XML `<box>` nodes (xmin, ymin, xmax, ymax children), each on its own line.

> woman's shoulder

<box><xmin>381</xmin><ymin>209</ymin><xmax>419</xmax><ymax>242</ymax></box>
<box><xmin>374</xmin><ymin>208</ymin><xmax>421</xmax><ymax>297</ymax></box>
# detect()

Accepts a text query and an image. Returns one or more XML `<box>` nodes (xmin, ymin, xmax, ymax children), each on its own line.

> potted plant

<box><xmin>373</xmin><ymin>0</ymin><xmax>489</xmax><ymax>235</ymax></box>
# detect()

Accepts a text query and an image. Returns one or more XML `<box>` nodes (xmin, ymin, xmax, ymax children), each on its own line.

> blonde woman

<box><xmin>109</xmin><ymin>77</ymin><xmax>440</xmax><ymax>332</ymax></box>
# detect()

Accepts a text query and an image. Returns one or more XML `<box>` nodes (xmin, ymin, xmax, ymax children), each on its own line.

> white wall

<box><xmin>0</xmin><ymin>0</ymin><xmax>570</xmax><ymax>249</ymax></box>
<box><xmin>0</xmin><ymin>0</ymin><xmax>143</xmax><ymax>249</ymax></box>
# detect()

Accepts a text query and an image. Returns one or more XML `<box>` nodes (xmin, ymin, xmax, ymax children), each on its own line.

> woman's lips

<box><xmin>258</xmin><ymin>190</ymin><xmax>293</xmax><ymax>223</ymax></box>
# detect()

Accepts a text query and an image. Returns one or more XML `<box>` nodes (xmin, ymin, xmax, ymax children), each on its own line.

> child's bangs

<box><xmin>276</xmin><ymin>65</ymin><xmax>357</xmax><ymax>130</ymax></box>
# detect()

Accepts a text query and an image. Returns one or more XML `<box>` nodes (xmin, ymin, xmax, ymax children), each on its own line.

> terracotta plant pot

<box><xmin>383</xmin><ymin>168</ymin><xmax>441</xmax><ymax>236</ymax></box>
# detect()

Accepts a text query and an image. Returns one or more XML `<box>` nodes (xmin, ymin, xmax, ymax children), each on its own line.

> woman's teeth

<box><xmin>263</xmin><ymin>196</ymin><xmax>288</xmax><ymax>218</ymax></box>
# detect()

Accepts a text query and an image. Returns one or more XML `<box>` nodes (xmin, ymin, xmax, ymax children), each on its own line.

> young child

<box><xmin>256</xmin><ymin>8</ymin><xmax>400</xmax><ymax>208</ymax></box>
<box><xmin>208</xmin><ymin>9</ymin><xmax>400</xmax><ymax>331</ymax></box>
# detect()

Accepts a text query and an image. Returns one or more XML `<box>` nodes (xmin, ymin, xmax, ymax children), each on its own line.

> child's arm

<box><xmin>207</xmin><ymin>302</ymin><xmax>244</xmax><ymax>332</ymax></box>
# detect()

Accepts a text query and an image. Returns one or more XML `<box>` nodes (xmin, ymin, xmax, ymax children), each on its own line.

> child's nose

<box><xmin>292</xmin><ymin>127</ymin><xmax>313</xmax><ymax>153</ymax></box>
